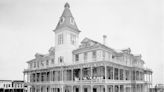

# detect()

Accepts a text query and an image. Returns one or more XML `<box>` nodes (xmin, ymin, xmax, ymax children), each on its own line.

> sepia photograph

<box><xmin>0</xmin><ymin>0</ymin><xmax>163</xmax><ymax>92</ymax></box>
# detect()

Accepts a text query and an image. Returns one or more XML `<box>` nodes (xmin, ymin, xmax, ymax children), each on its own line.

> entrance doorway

<box><xmin>93</xmin><ymin>88</ymin><xmax>97</xmax><ymax>92</ymax></box>
<box><xmin>75</xmin><ymin>88</ymin><xmax>79</xmax><ymax>92</ymax></box>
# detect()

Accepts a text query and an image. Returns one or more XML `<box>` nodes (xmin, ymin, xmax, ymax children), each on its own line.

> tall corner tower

<box><xmin>53</xmin><ymin>2</ymin><xmax>81</xmax><ymax>65</ymax></box>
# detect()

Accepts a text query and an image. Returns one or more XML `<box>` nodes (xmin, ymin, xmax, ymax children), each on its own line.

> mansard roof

<box><xmin>74</xmin><ymin>37</ymin><xmax>144</xmax><ymax>63</ymax></box>
<box><xmin>54</xmin><ymin>3</ymin><xmax>80</xmax><ymax>33</ymax></box>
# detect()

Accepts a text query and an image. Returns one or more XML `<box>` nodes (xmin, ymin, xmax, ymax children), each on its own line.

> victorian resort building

<box><xmin>23</xmin><ymin>3</ymin><xmax>153</xmax><ymax>92</ymax></box>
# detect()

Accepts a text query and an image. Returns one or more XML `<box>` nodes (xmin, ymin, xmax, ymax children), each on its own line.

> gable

<box><xmin>80</xmin><ymin>38</ymin><xmax>98</xmax><ymax>48</ymax></box>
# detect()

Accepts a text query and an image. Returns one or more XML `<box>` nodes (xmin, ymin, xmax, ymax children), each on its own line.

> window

<box><xmin>41</xmin><ymin>61</ymin><xmax>44</xmax><ymax>66</ymax></box>
<box><xmin>51</xmin><ymin>59</ymin><xmax>54</xmax><ymax>64</ymax></box>
<box><xmin>34</xmin><ymin>62</ymin><xmax>36</xmax><ymax>68</ymax></box>
<box><xmin>46</xmin><ymin>60</ymin><xmax>49</xmax><ymax>66</ymax></box>
<box><xmin>120</xmin><ymin>69</ymin><xmax>124</xmax><ymax>80</ymax></box>
<box><xmin>58</xmin><ymin>34</ymin><xmax>63</xmax><ymax>45</ymax></box>
<box><xmin>75</xmin><ymin>54</ymin><xmax>79</xmax><ymax>61</ymax></box>
<box><xmin>30</xmin><ymin>63</ymin><xmax>32</xmax><ymax>68</ymax></box>
<box><xmin>114</xmin><ymin>68</ymin><xmax>119</xmax><ymax>80</ymax></box>
<box><xmin>103</xmin><ymin>51</ymin><xmax>105</xmax><ymax>58</ymax></box>
<box><xmin>60</xmin><ymin>17</ymin><xmax>65</xmax><ymax>24</ymax></box>
<box><xmin>92</xmin><ymin>51</ymin><xmax>96</xmax><ymax>59</ymax></box>
<box><xmin>125</xmin><ymin>70</ymin><xmax>129</xmax><ymax>80</ymax></box>
<box><xmin>84</xmin><ymin>52</ymin><xmax>88</xmax><ymax>61</ymax></box>
<box><xmin>37</xmin><ymin>61</ymin><xmax>39</xmax><ymax>68</ymax></box>
<box><xmin>70</xmin><ymin>34</ymin><xmax>76</xmax><ymax>45</ymax></box>
<box><xmin>84</xmin><ymin>88</ymin><xmax>87</xmax><ymax>92</ymax></box>
<box><xmin>58</xmin><ymin>56</ymin><xmax>64</xmax><ymax>63</ymax></box>
<box><xmin>112</xmin><ymin>55</ymin><xmax>115</xmax><ymax>59</ymax></box>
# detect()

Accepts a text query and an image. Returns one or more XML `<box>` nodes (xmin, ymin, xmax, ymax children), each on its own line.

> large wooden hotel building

<box><xmin>23</xmin><ymin>3</ymin><xmax>153</xmax><ymax>92</ymax></box>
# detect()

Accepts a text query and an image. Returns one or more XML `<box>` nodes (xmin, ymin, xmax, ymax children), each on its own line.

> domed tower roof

<box><xmin>54</xmin><ymin>3</ymin><xmax>80</xmax><ymax>33</ymax></box>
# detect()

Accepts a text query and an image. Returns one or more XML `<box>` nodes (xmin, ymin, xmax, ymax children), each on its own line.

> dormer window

<box><xmin>60</xmin><ymin>17</ymin><xmax>65</xmax><ymax>24</ymax></box>
<box><xmin>70</xmin><ymin>17</ymin><xmax>74</xmax><ymax>25</ymax></box>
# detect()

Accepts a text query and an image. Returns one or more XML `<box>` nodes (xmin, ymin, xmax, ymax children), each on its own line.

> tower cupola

<box><xmin>54</xmin><ymin>2</ymin><xmax>80</xmax><ymax>33</ymax></box>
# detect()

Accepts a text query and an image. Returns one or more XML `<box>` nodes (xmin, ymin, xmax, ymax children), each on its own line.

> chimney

<box><xmin>103</xmin><ymin>35</ymin><xmax>107</xmax><ymax>45</ymax></box>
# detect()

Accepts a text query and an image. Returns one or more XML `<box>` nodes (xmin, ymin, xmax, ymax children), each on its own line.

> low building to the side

<box><xmin>150</xmin><ymin>84</ymin><xmax>164</xmax><ymax>92</ymax></box>
<box><xmin>0</xmin><ymin>80</ymin><xmax>12</xmax><ymax>92</ymax></box>
<box><xmin>0</xmin><ymin>80</ymin><xmax>27</xmax><ymax>92</ymax></box>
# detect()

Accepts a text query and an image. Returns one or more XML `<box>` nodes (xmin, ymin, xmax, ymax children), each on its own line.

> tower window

<box><xmin>60</xmin><ymin>17</ymin><xmax>65</xmax><ymax>24</ymax></box>
<box><xmin>58</xmin><ymin>33</ymin><xmax>63</xmax><ymax>45</ymax></box>
<box><xmin>70</xmin><ymin>34</ymin><xmax>76</xmax><ymax>45</ymax></box>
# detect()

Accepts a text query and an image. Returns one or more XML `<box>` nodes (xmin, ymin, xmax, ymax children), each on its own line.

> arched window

<box><xmin>60</xmin><ymin>17</ymin><xmax>65</xmax><ymax>24</ymax></box>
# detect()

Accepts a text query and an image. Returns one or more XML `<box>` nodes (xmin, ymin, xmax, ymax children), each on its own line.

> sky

<box><xmin>0</xmin><ymin>0</ymin><xmax>163</xmax><ymax>85</ymax></box>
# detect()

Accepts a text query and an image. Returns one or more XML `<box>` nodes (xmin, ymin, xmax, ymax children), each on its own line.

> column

<box><xmin>91</xmin><ymin>66</ymin><xmax>93</xmax><ymax>81</ymax></box>
<box><xmin>105</xmin><ymin>65</ymin><xmax>107</xmax><ymax>80</ymax></box>
<box><xmin>40</xmin><ymin>72</ymin><xmax>41</xmax><ymax>82</ymax></box>
<box><xmin>134</xmin><ymin>70</ymin><xmax>135</xmax><ymax>80</ymax></box>
<box><xmin>113</xmin><ymin>67</ymin><xmax>115</xmax><ymax>80</ymax></box>
<box><xmin>35</xmin><ymin>86</ymin><xmax>37</xmax><ymax>92</ymax></box>
<box><xmin>91</xmin><ymin>85</ymin><xmax>93</xmax><ymax>92</ymax></box>
<box><xmin>145</xmin><ymin>73</ymin><xmax>147</xmax><ymax>81</ymax></box>
<box><xmin>35</xmin><ymin>73</ymin><xmax>37</xmax><ymax>82</ymax></box>
<box><xmin>50</xmin><ymin>71</ymin><xmax>52</xmax><ymax>82</ymax></box>
<box><xmin>23</xmin><ymin>73</ymin><xmax>25</xmax><ymax>82</ymax></box>
<box><xmin>148</xmin><ymin>73</ymin><xmax>150</xmax><ymax>82</ymax></box>
<box><xmin>62</xmin><ymin>70</ymin><xmax>64</xmax><ymax>81</ymax></box>
<box><xmin>118</xmin><ymin>68</ymin><xmax>121</xmax><ymax>80</ymax></box>
<box><xmin>72</xmin><ymin>85</ymin><xmax>74</xmax><ymax>92</ymax></box>
<box><xmin>151</xmin><ymin>73</ymin><xmax>153</xmax><ymax>83</ymax></box>
<box><xmin>61</xmin><ymin>85</ymin><xmax>63</xmax><ymax>92</ymax></box>
<box><xmin>72</xmin><ymin>69</ymin><xmax>73</xmax><ymax>81</ymax></box>
<box><xmin>80</xmin><ymin>85</ymin><xmax>82</xmax><ymax>92</ymax></box>
<box><xmin>118</xmin><ymin>85</ymin><xmax>120</xmax><ymax>92</ymax></box>
<box><xmin>124</xmin><ymin>85</ymin><xmax>126</xmax><ymax>92</ymax></box>
<box><xmin>61</xmin><ymin>68</ymin><xmax>63</xmax><ymax>81</ymax></box>
<box><xmin>123</xmin><ymin>69</ymin><xmax>125</xmax><ymax>80</ymax></box>
<box><xmin>105</xmin><ymin>85</ymin><xmax>107</xmax><ymax>92</ymax></box>
<box><xmin>118</xmin><ymin>68</ymin><xmax>120</xmax><ymax>80</ymax></box>
<box><xmin>80</xmin><ymin>68</ymin><xmax>82</xmax><ymax>81</ymax></box>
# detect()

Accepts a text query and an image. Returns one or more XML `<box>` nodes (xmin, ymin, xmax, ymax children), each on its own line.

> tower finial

<box><xmin>64</xmin><ymin>2</ymin><xmax>70</xmax><ymax>8</ymax></box>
